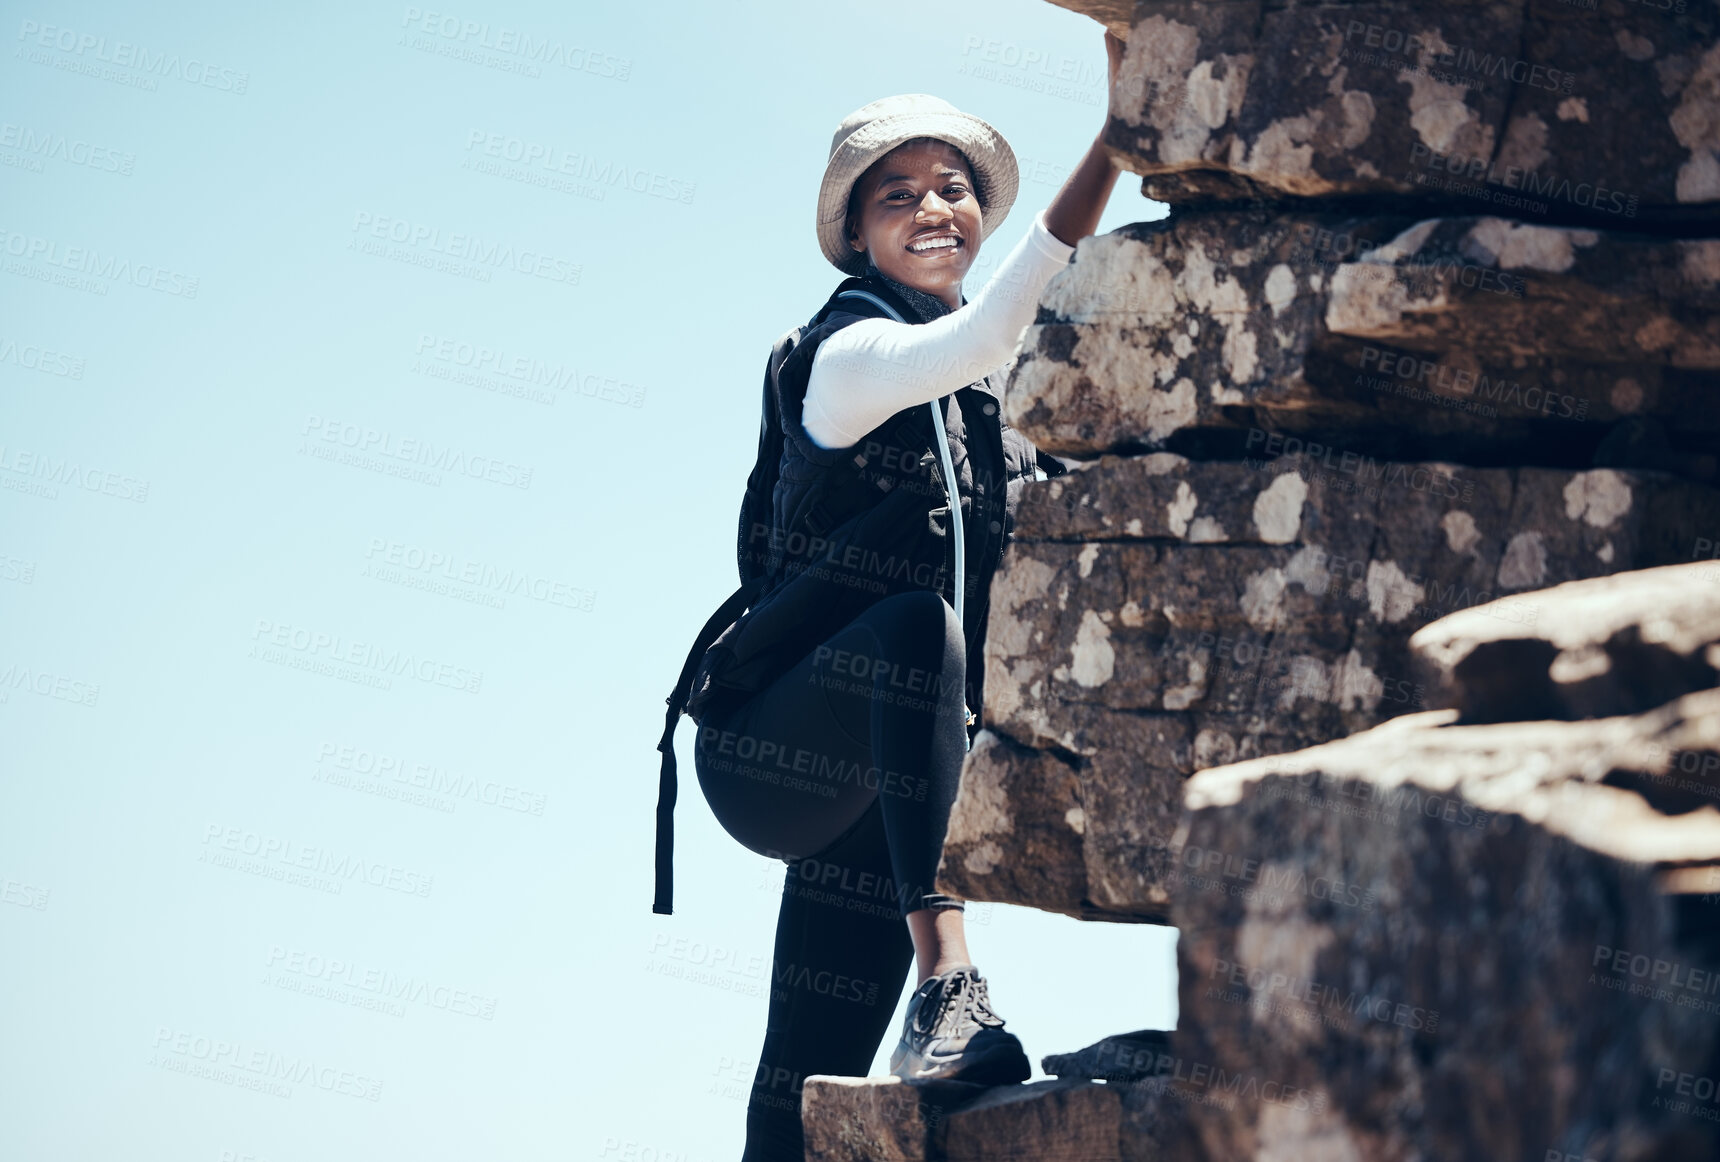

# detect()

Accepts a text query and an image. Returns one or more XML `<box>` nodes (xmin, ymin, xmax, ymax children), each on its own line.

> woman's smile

<box><xmin>906</xmin><ymin>230</ymin><xmax>964</xmax><ymax>258</ymax></box>
<box><xmin>845</xmin><ymin>138</ymin><xmax>984</xmax><ymax>308</ymax></box>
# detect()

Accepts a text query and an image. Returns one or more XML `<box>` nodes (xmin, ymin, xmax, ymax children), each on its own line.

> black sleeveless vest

<box><xmin>762</xmin><ymin>275</ymin><xmax>1062</xmax><ymax>719</ymax></box>
<box><xmin>653</xmin><ymin>274</ymin><xmax>1065</xmax><ymax>914</ymax></box>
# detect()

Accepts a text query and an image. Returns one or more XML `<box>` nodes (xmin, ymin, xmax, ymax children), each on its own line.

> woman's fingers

<box><xmin>1104</xmin><ymin>30</ymin><xmax>1126</xmax><ymax>83</ymax></box>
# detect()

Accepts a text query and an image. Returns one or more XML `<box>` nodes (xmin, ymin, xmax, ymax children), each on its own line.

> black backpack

<box><xmin>650</xmin><ymin>277</ymin><xmax>1065</xmax><ymax>915</ymax></box>
<box><xmin>651</xmin><ymin>277</ymin><xmax>924</xmax><ymax>915</ymax></box>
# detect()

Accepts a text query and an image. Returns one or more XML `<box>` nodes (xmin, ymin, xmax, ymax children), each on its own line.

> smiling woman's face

<box><xmin>845</xmin><ymin>138</ymin><xmax>982</xmax><ymax>307</ymax></box>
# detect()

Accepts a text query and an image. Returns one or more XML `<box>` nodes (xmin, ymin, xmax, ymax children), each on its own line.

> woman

<box><xmin>683</xmin><ymin>31</ymin><xmax>1125</xmax><ymax>1161</ymax></box>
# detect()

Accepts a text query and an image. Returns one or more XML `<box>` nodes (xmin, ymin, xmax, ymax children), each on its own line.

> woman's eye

<box><xmin>881</xmin><ymin>184</ymin><xmax>967</xmax><ymax>203</ymax></box>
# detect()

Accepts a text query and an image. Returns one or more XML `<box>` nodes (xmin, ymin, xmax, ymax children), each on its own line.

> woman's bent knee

<box><xmin>858</xmin><ymin>590</ymin><xmax>963</xmax><ymax>666</ymax></box>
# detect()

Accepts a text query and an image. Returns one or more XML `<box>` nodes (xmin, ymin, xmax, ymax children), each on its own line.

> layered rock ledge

<box><xmin>1411</xmin><ymin>559</ymin><xmax>1720</xmax><ymax>721</ymax></box>
<box><xmin>1169</xmin><ymin>686</ymin><xmax>1720</xmax><ymax>1161</ymax></box>
<box><xmin>801</xmin><ymin>1075</ymin><xmax>1124</xmax><ymax>1162</ymax></box>
<box><xmin>1102</xmin><ymin>0</ymin><xmax>1720</xmax><ymax>226</ymax></box>
<box><xmin>937</xmin><ymin>457</ymin><xmax>1720</xmax><ymax>920</ymax></box>
<box><xmin>1009</xmin><ymin>212</ymin><xmax>1720</xmax><ymax>473</ymax></box>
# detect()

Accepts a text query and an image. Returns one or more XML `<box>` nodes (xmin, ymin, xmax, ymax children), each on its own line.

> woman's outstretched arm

<box><xmin>1043</xmin><ymin>31</ymin><xmax>1127</xmax><ymax>247</ymax></box>
<box><xmin>802</xmin><ymin>212</ymin><xmax>1075</xmax><ymax>449</ymax></box>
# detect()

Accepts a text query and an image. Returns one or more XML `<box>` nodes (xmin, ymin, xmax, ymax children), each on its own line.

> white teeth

<box><xmin>909</xmin><ymin>235</ymin><xmax>958</xmax><ymax>252</ymax></box>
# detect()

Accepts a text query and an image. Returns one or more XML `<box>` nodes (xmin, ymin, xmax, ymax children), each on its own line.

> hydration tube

<box><xmin>834</xmin><ymin>289</ymin><xmax>977</xmax><ymax>749</ymax></box>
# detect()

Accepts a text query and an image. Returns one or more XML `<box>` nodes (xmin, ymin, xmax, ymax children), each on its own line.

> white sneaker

<box><xmin>888</xmin><ymin>964</ymin><xmax>1030</xmax><ymax>1084</ymax></box>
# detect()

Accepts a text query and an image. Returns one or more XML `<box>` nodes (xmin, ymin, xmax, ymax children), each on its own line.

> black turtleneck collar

<box><xmin>861</xmin><ymin>254</ymin><xmax>966</xmax><ymax>323</ymax></box>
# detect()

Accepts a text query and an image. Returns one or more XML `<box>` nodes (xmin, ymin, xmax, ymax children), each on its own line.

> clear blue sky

<box><xmin>0</xmin><ymin>2</ymin><xmax>1173</xmax><ymax>1158</ymax></box>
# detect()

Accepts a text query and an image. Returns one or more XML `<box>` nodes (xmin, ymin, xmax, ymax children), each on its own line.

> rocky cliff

<box><xmin>805</xmin><ymin>2</ymin><xmax>1720</xmax><ymax>1157</ymax></box>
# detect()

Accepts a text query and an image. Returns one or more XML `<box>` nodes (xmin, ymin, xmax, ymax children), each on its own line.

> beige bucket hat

<box><xmin>817</xmin><ymin>94</ymin><xmax>1019</xmax><ymax>276</ymax></box>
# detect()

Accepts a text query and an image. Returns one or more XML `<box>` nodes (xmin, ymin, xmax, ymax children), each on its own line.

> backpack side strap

<box><xmin>655</xmin><ymin>277</ymin><xmax>924</xmax><ymax>916</ymax></box>
<box><xmin>654</xmin><ymin>578</ymin><xmax>765</xmax><ymax>915</ymax></box>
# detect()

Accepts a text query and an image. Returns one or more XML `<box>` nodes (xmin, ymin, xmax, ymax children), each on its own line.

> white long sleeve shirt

<box><xmin>802</xmin><ymin>209</ymin><xmax>1077</xmax><ymax>450</ymax></box>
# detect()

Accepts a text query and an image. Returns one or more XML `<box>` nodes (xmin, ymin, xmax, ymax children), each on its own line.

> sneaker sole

<box><xmin>892</xmin><ymin>1037</ymin><xmax>1031</xmax><ymax>1085</ymax></box>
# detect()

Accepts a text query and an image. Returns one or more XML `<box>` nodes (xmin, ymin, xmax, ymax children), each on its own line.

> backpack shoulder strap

<box><xmin>738</xmin><ymin>328</ymin><xmax>801</xmax><ymax>585</ymax></box>
<box><xmin>823</xmin><ymin>275</ymin><xmax>924</xmax><ymax>325</ymax></box>
<box><xmin>739</xmin><ymin>280</ymin><xmax>912</xmax><ymax>578</ymax></box>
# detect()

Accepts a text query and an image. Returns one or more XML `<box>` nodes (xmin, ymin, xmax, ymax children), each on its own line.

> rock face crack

<box><xmin>1481</xmin><ymin>2</ymin><xmax>1534</xmax><ymax>187</ymax></box>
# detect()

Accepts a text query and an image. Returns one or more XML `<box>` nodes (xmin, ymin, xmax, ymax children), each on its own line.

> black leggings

<box><xmin>692</xmin><ymin>589</ymin><xmax>970</xmax><ymax>1162</ymax></box>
